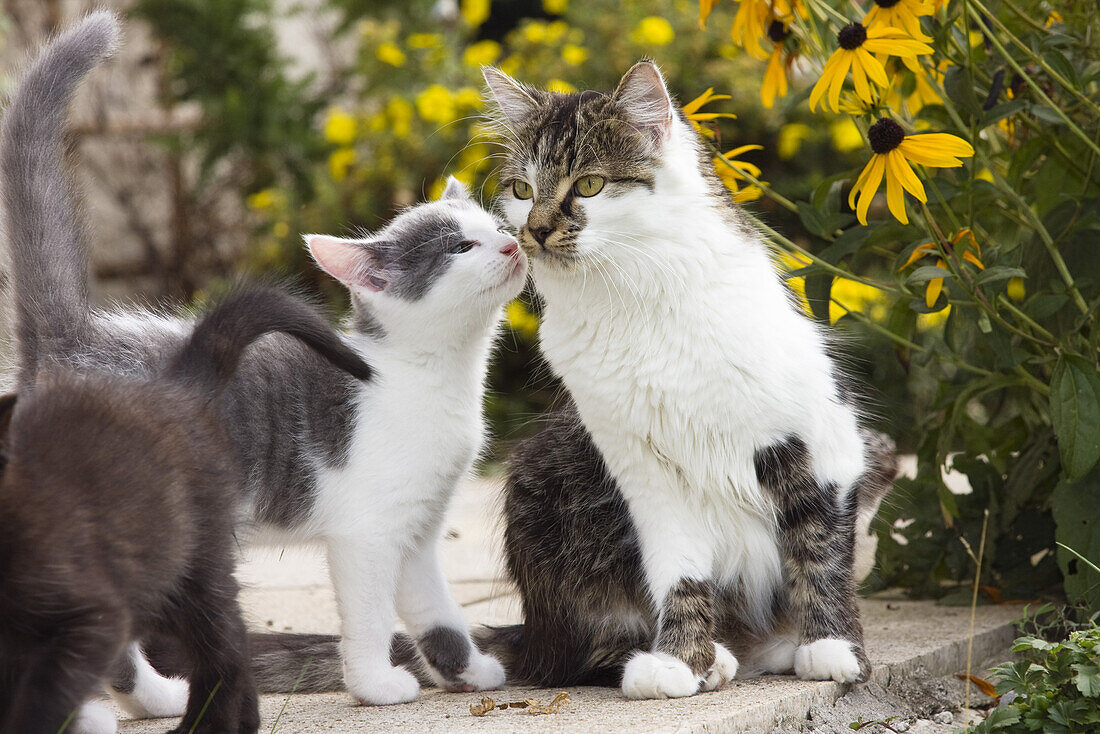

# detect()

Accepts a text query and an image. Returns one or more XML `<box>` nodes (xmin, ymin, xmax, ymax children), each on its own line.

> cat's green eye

<box><xmin>573</xmin><ymin>175</ymin><xmax>605</xmax><ymax>198</ymax></box>
<box><xmin>512</xmin><ymin>180</ymin><xmax>534</xmax><ymax>200</ymax></box>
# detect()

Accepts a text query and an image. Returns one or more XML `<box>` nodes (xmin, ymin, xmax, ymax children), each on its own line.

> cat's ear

<box><xmin>441</xmin><ymin>175</ymin><xmax>471</xmax><ymax>201</ymax></box>
<box><xmin>482</xmin><ymin>66</ymin><xmax>540</xmax><ymax>128</ymax></box>
<box><xmin>305</xmin><ymin>235</ymin><xmax>393</xmax><ymax>293</ymax></box>
<box><xmin>612</xmin><ymin>60</ymin><xmax>674</xmax><ymax>147</ymax></box>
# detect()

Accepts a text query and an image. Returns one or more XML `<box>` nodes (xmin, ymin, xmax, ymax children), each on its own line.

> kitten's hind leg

<box><xmin>395</xmin><ymin>529</ymin><xmax>504</xmax><ymax>693</ymax></box>
<box><xmin>107</xmin><ymin>641</ymin><xmax>188</xmax><ymax>719</ymax></box>
<box><xmin>325</xmin><ymin>534</ymin><xmax>420</xmax><ymax>705</ymax></box>
<box><xmin>755</xmin><ymin>436</ymin><xmax>869</xmax><ymax>684</ymax></box>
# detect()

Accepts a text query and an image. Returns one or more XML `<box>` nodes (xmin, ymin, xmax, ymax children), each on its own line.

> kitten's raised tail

<box><xmin>166</xmin><ymin>287</ymin><xmax>372</xmax><ymax>392</ymax></box>
<box><xmin>0</xmin><ymin>11</ymin><xmax>121</xmax><ymax>388</ymax></box>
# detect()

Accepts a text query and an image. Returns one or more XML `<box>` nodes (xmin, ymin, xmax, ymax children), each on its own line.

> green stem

<box><xmin>1015</xmin><ymin>365</ymin><xmax>1050</xmax><ymax>396</ymax></box>
<box><xmin>999</xmin><ymin>0</ymin><xmax>1057</xmax><ymax>34</ymax></box>
<box><xmin>965</xmin><ymin>4</ymin><xmax>1100</xmax><ymax>158</ymax></box>
<box><xmin>997</xmin><ymin>294</ymin><xmax>1057</xmax><ymax>342</ymax></box>
<box><xmin>712</xmin><ymin>149</ymin><xmax>799</xmax><ymax>213</ymax></box>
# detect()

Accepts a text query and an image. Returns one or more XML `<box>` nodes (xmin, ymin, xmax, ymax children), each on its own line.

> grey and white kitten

<box><xmin>468</xmin><ymin>61</ymin><xmax>899</xmax><ymax>698</ymax></box>
<box><xmin>0</xmin><ymin>12</ymin><xmax>523</xmax><ymax>725</ymax></box>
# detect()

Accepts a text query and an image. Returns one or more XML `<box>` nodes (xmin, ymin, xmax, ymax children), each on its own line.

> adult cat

<box><xmin>1</xmin><ymin>11</ymin><xmax>521</xmax><ymax>718</ymax></box>
<box><xmin>473</xmin><ymin>61</ymin><xmax>898</xmax><ymax>699</ymax></box>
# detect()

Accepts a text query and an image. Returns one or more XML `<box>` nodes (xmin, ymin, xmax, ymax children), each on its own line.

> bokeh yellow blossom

<box><xmin>506</xmin><ymin>300</ymin><xmax>540</xmax><ymax>336</ymax></box>
<box><xmin>328</xmin><ymin>148</ymin><xmax>356</xmax><ymax>181</ymax></box>
<box><xmin>463</xmin><ymin>40</ymin><xmax>501</xmax><ymax>67</ymax></box>
<box><xmin>830</xmin><ymin>119</ymin><xmax>863</xmax><ymax>153</ymax></box>
<box><xmin>1007</xmin><ymin>277</ymin><xmax>1026</xmax><ymax>301</ymax></box>
<box><xmin>561</xmin><ymin>43</ymin><xmax>588</xmax><ymax>65</ymax></box>
<box><xmin>323</xmin><ymin>107</ymin><xmax>357</xmax><ymax>146</ymax></box>
<box><xmin>407</xmin><ymin>33</ymin><xmax>442</xmax><ymax>49</ymax></box>
<box><xmin>633</xmin><ymin>16</ymin><xmax>675</xmax><ymax>46</ymax></box>
<box><xmin>386</xmin><ymin>96</ymin><xmax>414</xmax><ymax>138</ymax></box>
<box><xmin>777</xmin><ymin>123</ymin><xmax>812</xmax><ymax>159</ymax></box>
<box><xmin>543</xmin><ymin>0</ymin><xmax>568</xmax><ymax>13</ymax></box>
<box><xmin>461</xmin><ymin>0</ymin><xmax>491</xmax><ymax>28</ymax></box>
<box><xmin>454</xmin><ymin>87</ymin><xmax>484</xmax><ymax>110</ymax></box>
<box><xmin>547</xmin><ymin>79</ymin><xmax>577</xmax><ymax>94</ymax></box>
<box><xmin>375</xmin><ymin>42</ymin><xmax>406</xmax><ymax>67</ymax></box>
<box><xmin>416</xmin><ymin>85</ymin><xmax>457</xmax><ymax>124</ymax></box>
<box><xmin>246</xmin><ymin>188</ymin><xmax>278</xmax><ymax>210</ymax></box>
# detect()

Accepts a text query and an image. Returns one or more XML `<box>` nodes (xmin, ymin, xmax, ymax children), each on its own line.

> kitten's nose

<box><xmin>528</xmin><ymin>225</ymin><xmax>553</xmax><ymax>245</ymax></box>
<box><xmin>500</xmin><ymin>241</ymin><xmax>519</xmax><ymax>257</ymax></box>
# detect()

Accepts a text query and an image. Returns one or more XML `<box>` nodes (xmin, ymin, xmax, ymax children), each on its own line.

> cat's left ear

<box><xmin>612</xmin><ymin>60</ymin><xmax>674</xmax><ymax>148</ymax></box>
<box><xmin>441</xmin><ymin>175</ymin><xmax>471</xmax><ymax>201</ymax></box>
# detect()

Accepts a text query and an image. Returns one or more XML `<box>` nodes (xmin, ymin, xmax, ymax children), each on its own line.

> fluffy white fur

<box><xmin>72</xmin><ymin>700</ymin><xmax>117</xmax><ymax>734</ymax></box>
<box><xmin>110</xmin><ymin>643</ymin><xmax>188</xmax><ymax>718</ymax></box>
<box><xmin>498</xmin><ymin>67</ymin><xmax>867</xmax><ymax>696</ymax></box>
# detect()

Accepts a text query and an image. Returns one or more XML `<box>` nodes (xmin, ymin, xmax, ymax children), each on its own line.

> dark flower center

<box><xmin>767</xmin><ymin>20</ymin><xmax>790</xmax><ymax>43</ymax></box>
<box><xmin>874</xmin><ymin>0</ymin><xmax>903</xmax><ymax>7</ymax></box>
<box><xmin>837</xmin><ymin>23</ymin><xmax>867</xmax><ymax>50</ymax></box>
<box><xmin>868</xmin><ymin>118</ymin><xmax>906</xmax><ymax>154</ymax></box>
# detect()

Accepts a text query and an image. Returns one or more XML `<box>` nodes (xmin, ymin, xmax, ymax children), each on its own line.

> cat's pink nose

<box><xmin>500</xmin><ymin>241</ymin><xmax>519</xmax><ymax>257</ymax></box>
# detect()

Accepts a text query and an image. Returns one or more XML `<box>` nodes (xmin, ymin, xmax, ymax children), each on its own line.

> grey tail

<box><xmin>165</xmin><ymin>287</ymin><xmax>373</xmax><ymax>393</ymax></box>
<box><xmin>143</xmin><ymin>632</ymin><xmax>429</xmax><ymax>694</ymax></box>
<box><xmin>0</xmin><ymin>11</ymin><xmax>121</xmax><ymax>387</ymax></box>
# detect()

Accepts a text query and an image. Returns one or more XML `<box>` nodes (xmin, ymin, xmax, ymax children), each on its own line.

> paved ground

<box><xmin>110</xmin><ymin>478</ymin><xmax>1021</xmax><ymax>733</ymax></box>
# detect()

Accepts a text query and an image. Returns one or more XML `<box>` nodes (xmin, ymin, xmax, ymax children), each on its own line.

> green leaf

<box><xmin>1031</xmin><ymin>105</ymin><xmax>1066</xmax><ymax>125</ymax></box>
<box><xmin>980</xmin><ymin>99</ymin><xmax>1027</xmax><ymax>129</ymax></box>
<box><xmin>805</xmin><ymin>273</ymin><xmax>834</xmax><ymax>324</ymax></box>
<box><xmin>907</xmin><ymin>264</ymin><xmax>953</xmax><ymax>285</ymax></box>
<box><xmin>1049</xmin><ymin>356</ymin><xmax>1100</xmax><ymax>481</ymax></box>
<box><xmin>1052</xmin><ymin>474</ymin><xmax>1100</xmax><ymax>609</ymax></box>
<box><xmin>976</xmin><ymin>266</ymin><xmax>1026</xmax><ymax>285</ymax></box>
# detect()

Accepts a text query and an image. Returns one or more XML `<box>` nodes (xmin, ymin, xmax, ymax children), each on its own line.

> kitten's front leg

<box><xmin>755</xmin><ymin>436</ymin><xmax>869</xmax><ymax>684</ymax></box>
<box><xmin>326</xmin><ymin>535</ymin><xmax>420</xmax><ymax>705</ymax></box>
<box><xmin>395</xmin><ymin>529</ymin><xmax>505</xmax><ymax>692</ymax></box>
<box><xmin>620</xmin><ymin>490</ymin><xmax>738</xmax><ymax>699</ymax></box>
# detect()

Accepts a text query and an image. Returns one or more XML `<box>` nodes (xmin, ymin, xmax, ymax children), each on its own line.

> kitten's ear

<box><xmin>612</xmin><ymin>60</ymin><xmax>674</xmax><ymax>146</ymax></box>
<box><xmin>482</xmin><ymin>66</ymin><xmax>540</xmax><ymax>128</ymax></box>
<box><xmin>441</xmin><ymin>175</ymin><xmax>471</xmax><ymax>201</ymax></box>
<box><xmin>305</xmin><ymin>235</ymin><xmax>391</xmax><ymax>293</ymax></box>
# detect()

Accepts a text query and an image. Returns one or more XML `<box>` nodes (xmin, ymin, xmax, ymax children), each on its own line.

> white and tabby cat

<box><xmin>471</xmin><ymin>61</ymin><xmax>898</xmax><ymax>698</ymax></box>
<box><xmin>0</xmin><ymin>13</ymin><xmax>522</xmax><ymax>728</ymax></box>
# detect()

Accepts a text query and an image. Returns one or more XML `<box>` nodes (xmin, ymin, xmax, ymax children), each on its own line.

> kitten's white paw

<box><xmin>700</xmin><ymin>643</ymin><xmax>738</xmax><ymax>691</ymax></box>
<box><xmin>72</xmin><ymin>700</ymin><xmax>118</xmax><ymax>734</ymax></box>
<box><xmin>794</xmin><ymin>638</ymin><xmax>862</xmax><ymax>683</ymax></box>
<box><xmin>754</xmin><ymin>634</ymin><xmax>797</xmax><ymax>675</ymax></box>
<box><xmin>111</xmin><ymin>674</ymin><xmax>189</xmax><ymax>718</ymax></box>
<box><xmin>447</xmin><ymin>650</ymin><xmax>506</xmax><ymax>692</ymax></box>
<box><xmin>621</xmin><ymin>652</ymin><xmax>699</xmax><ymax>699</ymax></box>
<box><xmin>347</xmin><ymin>664</ymin><xmax>420</xmax><ymax>705</ymax></box>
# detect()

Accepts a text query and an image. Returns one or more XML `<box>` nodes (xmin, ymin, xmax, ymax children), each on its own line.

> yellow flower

<box><xmin>899</xmin><ymin>229</ymin><xmax>983</xmax><ymax>308</ymax></box>
<box><xmin>461</xmin><ymin>0</ymin><xmax>491</xmax><ymax>28</ymax></box>
<box><xmin>454</xmin><ymin>87</ymin><xmax>484</xmax><ymax>109</ymax></box>
<box><xmin>416</xmin><ymin>85</ymin><xmax>457</xmax><ymax>124</ymax></box>
<box><xmin>1045</xmin><ymin>10</ymin><xmax>1063</xmax><ymax>27</ymax></box>
<box><xmin>522</xmin><ymin>21</ymin><xmax>548</xmax><ymax>43</ymax></box>
<box><xmin>561</xmin><ymin>43</ymin><xmax>588</xmax><ymax>65</ymax></box>
<box><xmin>731</xmin><ymin>0</ymin><xmax>770</xmax><ymax>60</ymax></box>
<box><xmin>463</xmin><ymin>39</ymin><xmax>501</xmax><ymax>67</ymax></box>
<box><xmin>328</xmin><ymin>148</ymin><xmax>356</xmax><ymax>181</ymax></box>
<box><xmin>323</xmin><ymin>107</ymin><xmax>357</xmax><ymax>145</ymax></box>
<box><xmin>246</xmin><ymin>188</ymin><xmax>277</xmax><ymax>210</ymax></box>
<box><xmin>699</xmin><ymin>0</ymin><xmax>720</xmax><ymax>28</ymax></box>
<box><xmin>506</xmin><ymin>300</ymin><xmax>540</xmax><ymax>336</ymax></box>
<box><xmin>863</xmin><ymin>0</ymin><xmax>934</xmax><ymax>42</ymax></box>
<box><xmin>777</xmin><ymin>122</ymin><xmax>812</xmax><ymax>159</ymax></box>
<box><xmin>632</xmin><ymin>16</ymin><xmax>675</xmax><ymax>46</ymax></box>
<box><xmin>272</xmin><ymin>221</ymin><xmax>290</xmax><ymax>239</ymax></box>
<box><xmin>375</xmin><ymin>42</ymin><xmax>406</xmax><ymax>67</ymax></box>
<box><xmin>682</xmin><ymin>88</ymin><xmax>737</xmax><ymax>136</ymax></box>
<box><xmin>1007</xmin><ymin>277</ymin><xmax>1026</xmax><ymax>301</ymax></box>
<box><xmin>545</xmin><ymin>20</ymin><xmax>569</xmax><ymax>43</ymax></box>
<box><xmin>830</xmin><ymin>118</ymin><xmax>863</xmax><ymax>153</ymax></box>
<box><xmin>831</xmin><ymin>277</ymin><xmax>889</xmax><ymax>323</ymax></box>
<box><xmin>386</xmin><ymin>96</ymin><xmax>414</xmax><ymax>138</ymax></box>
<box><xmin>547</xmin><ymin>79</ymin><xmax>577</xmax><ymax>94</ymax></box>
<box><xmin>543</xmin><ymin>0</ymin><xmax>568</xmax><ymax>13</ymax></box>
<box><xmin>760</xmin><ymin>22</ymin><xmax>791</xmax><ymax>109</ymax></box>
<box><xmin>809</xmin><ymin>24</ymin><xmax>932</xmax><ymax>112</ymax></box>
<box><xmin>407</xmin><ymin>33</ymin><xmax>442</xmax><ymax>49</ymax></box>
<box><xmin>849</xmin><ymin>119</ymin><xmax>974</xmax><ymax>225</ymax></box>
<box><xmin>714</xmin><ymin>145</ymin><xmax>766</xmax><ymax>203</ymax></box>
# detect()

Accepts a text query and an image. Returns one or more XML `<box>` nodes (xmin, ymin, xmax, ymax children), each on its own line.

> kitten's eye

<box><xmin>573</xmin><ymin>175</ymin><xmax>605</xmax><ymax>197</ymax></box>
<box><xmin>448</xmin><ymin>240</ymin><xmax>476</xmax><ymax>255</ymax></box>
<box><xmin>512</xmin><ymin>180</ymin><xmax>534</xmax><ymax>200</ymax></box>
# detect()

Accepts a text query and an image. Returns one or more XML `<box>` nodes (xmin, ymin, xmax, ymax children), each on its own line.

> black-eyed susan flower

<box><xmin>714</xmin><ymin>144</ymin><xmax>766</xmax><ymax>202</ymax></box>
<box><xmin>731</xmin><ymin>0</ymin><xmax>772</xmax><ymax>59</ymax></box>
<box><xmin>848</xmin><ymin>118</ymin><xmax>974</xmax><ymax>225</ymax></box>
<box><xmin>699</xmin><ymin>0</ymin><xmax>720</xmax><ymax>27</ymax></box>
<box><xmin>761</xmin><ymin>21</ymin><xmax>790</xmax><ymax>109</ymax></box>
<box><xmin>899</xmin><ymin>229</ymin><xmax>983</xmax><ymax>307</ymax></box>
<box><xmin>809</xmin><ymin>24</ymin><xmax>932</xmax><ymax>112</ymax></box>
<box><xmin>863</xmin><ymin>0</ymin><xmax>934</xmax><ymax>42</ymax></box>
<box><xmin>682</xmin><ymin>88</ymin><xmax>737</xmax><ymax>136</ymax></box>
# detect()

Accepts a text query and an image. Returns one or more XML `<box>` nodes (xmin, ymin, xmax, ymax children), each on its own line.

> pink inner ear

<box><xmin>308</xmin><ymin>236</ymin><xmax>386</xmax><ymax>292</ymax></box>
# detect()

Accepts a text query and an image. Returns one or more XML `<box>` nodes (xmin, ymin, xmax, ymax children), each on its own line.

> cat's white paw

<box><xmin>347</xmin><ymin>663</ymin><xmax>420</xmax><ymax>705</ymax></box>
<box><xmin>111</xmin><ymin>674</ymin><xmax>189</xmax><ymax>718</ymax></box>
<box><xmin>700</xmin><ymin>643</ymin><xmax>738</xmax><ymax>691</ymax></box>
<box><xmin>621</xmin><ymin>652</ymin><xmax>700</xmax><ymax>699</ymax></box>
<box><xmin>794</xmin><ymin>638</ymin><xmax>862</xmax><ymax>683</ymax></box>
<box><xmin>72</xmin><ymin>700</ymin><xmax>118</xmax><ymax>734</ymax></box>
<box><xmin>446</xmin><ymin>650</ymin><xmax>506</xmax><ymax>692</ymax></box>
<box><xmin>754</xmin><ymin>634</ymin><xmax>797</xmax><ymax>675</ymax></box>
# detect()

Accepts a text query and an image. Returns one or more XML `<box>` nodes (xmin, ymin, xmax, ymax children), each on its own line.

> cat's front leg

<box><xmin>326</xmin><ymin>534</ymin><xmax>420</xmax><ymax>705</ymax></box>
<box><xmin>619</xmin><ymin>492</ymin><xmax>738</xmax><ymax>699</ymax></box>
<box><xmin>755</xmin><ymin>436</ymin><xmax>870</xmax><ymax>684</ymax></box>
<box><xmin>395</xmin><ymin>529</ymin><xmax>505</xmax><ymax>692</ymax></box>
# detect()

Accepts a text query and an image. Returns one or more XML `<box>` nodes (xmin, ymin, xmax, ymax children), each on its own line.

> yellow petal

<box><xmin>926</xmin><ymin>276</ymin><xmax>943</xmax><ymax>307</ymax></box>
<box><xmin>899</xmin><ymin>133</ymin><xmax>975</xmax><ymax>165</ymax></box>
<box><xmin>851</xmin><ymin>52</ymin><xmax>872</xmax><ymax>101</ymax></box>
<box><xmin>899</xmin><ymin>242</ymin><xmax>938</xmax><ymax>270</ymax></box>
<box><xmin>810</xmin><ymin>52</ymin><xmax>845</xmax><ymax>111</ymax></box>
<box><xmin>856</xmin><ymin>47</ymin><xmax>890</xmax><ymax>88</ymax></box>
<box><xmin>856</xmin><ymin>154</ymin><xmax>886</xmax><ymax>224</ymax></box>
<box><xmin>888</xmin><ymin>150</ymin><xmax>927</xmax><ymax>202</ymax></box>
<box><xmin>849</xmin><ymin>157</ymin><xmax>878</xmax><ymax>209</ymax></box>
<box><xmin>828</xmin><ymin>52</ymin><xmax>853</xmax><ymax>112</ymax></box>
<box><xmin>962</xmin><ymin>250</ymin><xmax>985</xmax><ymax>269</ymax></box>
<box><xmin>723</xmin><ymin>144</ymin><xmax>765</xmax><ymax>157</ymax></box>
<box><xmin>885</xmin><ymin>156</ymin><xmax>909</xmax><ymax>224</ymax></box>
